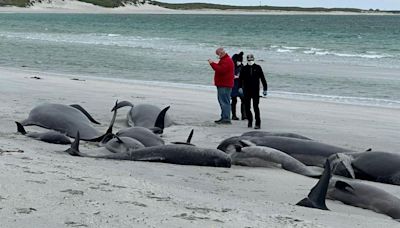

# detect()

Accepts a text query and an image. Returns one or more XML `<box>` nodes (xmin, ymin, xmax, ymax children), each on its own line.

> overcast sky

<box><xmin>162</xmin><ymin>0</ymin><xmax>400</xmax><ymax>10</ymax></box>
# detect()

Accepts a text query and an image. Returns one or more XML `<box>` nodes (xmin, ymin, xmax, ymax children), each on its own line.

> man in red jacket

<box><xmin>208</xmin><ymin>47</ymin><xmax>235</xmax><ymax>124</ymax></box>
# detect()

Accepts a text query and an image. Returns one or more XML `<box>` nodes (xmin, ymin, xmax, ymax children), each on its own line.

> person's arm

<box><xmin>238</xmin><ymin>67</ymin><xmax>244</xmax><ymax>95</ymax></box>
<box><xmin>210</xmin><ymin>59</ymin><xmax>230</xmax><ymax>74</ymax></box>
<box><xmin>259</xmin><ymin>66</ymin><xmax>268</xmax><ymax>91</ymax></box>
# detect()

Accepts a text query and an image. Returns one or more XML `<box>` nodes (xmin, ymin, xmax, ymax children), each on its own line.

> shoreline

<box><xmin>2</xmin><ymin>66</ymin><xmax>400</xmax><ymax>111</ymax></box>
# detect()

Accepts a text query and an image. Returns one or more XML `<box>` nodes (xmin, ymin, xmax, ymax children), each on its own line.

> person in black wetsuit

<box><xmin>238</xmin><ymin>54</ymin><xmax>268</xmax><ymax>129</ymax></box>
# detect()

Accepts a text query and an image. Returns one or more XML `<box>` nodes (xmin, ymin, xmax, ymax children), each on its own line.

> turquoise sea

<box><xmin>0</xmin><ymin>14</ymin><xmax>399</xmax><ymax>107</ymax></box>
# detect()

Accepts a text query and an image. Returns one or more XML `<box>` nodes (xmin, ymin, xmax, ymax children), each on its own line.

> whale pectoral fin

<box><xmin>334</xmin><ymin>181</ymin><xmax>355</xmax><ymax>194</ymax></box>
<box><xmin>136</xmin><ymin>157</ymin><xmax>165</xmax><ymax>162</ymax></box>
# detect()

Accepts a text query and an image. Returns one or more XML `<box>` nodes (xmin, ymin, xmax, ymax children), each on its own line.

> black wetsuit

<box><xmin>238</xmin><ymin>63</ymin><xmax>268</xmax><ymax>127</ymax></box>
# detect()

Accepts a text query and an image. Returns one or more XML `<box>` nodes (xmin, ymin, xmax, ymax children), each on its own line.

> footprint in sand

<box><xmin>111</xmin><ymin>185</ymin><xmax>127</xmax><ymax>189</ymax></box>
<box><xmin>173</xmin><ymin>212</ymin><xmax>224</xmax><ymax>223</ymax></box>
<box><xmin>65</xmin><ymin>221</ymin><xmax>88</xmax><ymax>227</ymax></box>
<box><xmin>15</xmin><ymin>208</ymin><xmax>37</xmax><ymax>214</ymax></box>
<box><xmin>60</xmin><ymin>189</ymin><xmax>84</xmax><ymax>195</ymax></box>
<box><xmin>145</xmin><ymin>192</ymin><xmax>171</xmax><ymax>202</ymax></box>
<box><xmin>67</xmin><ymin>176</ymin><xmax>86</xmax><ymax>182</ymax></box>
<box><xmin>23</xmin><ymin>170</ymin><xmax>45</xmax><ymax>175</ymax></box>
<box><xmin>25</xmin><ymin>180</ymin><xmax>47</xmax><ymax>184</ymax></box>
<box><xmin>116</xmin><ymin>201</ymin><xmax>147</xmax><ymax>207</ymax></box>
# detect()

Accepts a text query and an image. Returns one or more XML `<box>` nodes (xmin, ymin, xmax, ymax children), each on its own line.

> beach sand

<box><xmin>0</xmin><ymin>67</ymin><xmax>399</xmax><ymax>227</ymax></box>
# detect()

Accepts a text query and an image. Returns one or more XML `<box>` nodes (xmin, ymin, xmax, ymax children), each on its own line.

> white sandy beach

<box><xmin>0</xmin><ymin>1</ymin><xmax>396</xmax><ymax>15</ymax></box>
<box><xmin>0</xmin><ymin>67</ymin><xmax>399</xmax><ymax>227</ymax></box>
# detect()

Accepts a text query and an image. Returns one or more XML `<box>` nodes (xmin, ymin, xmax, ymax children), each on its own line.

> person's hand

<box><xmin>208</xmin><ymin>59</ymin><xmax>214</xmax><ymax>64</ymax></box>
<box><xmin>238</xmin><ymin>88</ymin><xmax>243</xmax><ymax>96</ymax></box>
<box><xmin>263</xmin><ymin>90</ymin><xmax>268</xmax><ymax>97</ymax></box>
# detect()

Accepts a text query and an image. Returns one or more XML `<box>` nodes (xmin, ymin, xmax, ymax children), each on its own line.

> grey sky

<box><xmin>162</xmin><ymin>0</ymin><xmax>400</xmax><ymax>10</ymax></box>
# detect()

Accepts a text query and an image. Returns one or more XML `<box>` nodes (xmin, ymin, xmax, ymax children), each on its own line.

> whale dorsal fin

<box><xmin>70</xmin><ymin>104</ymin><xmax>100</xmax><ymax>125</ymax></box>
<box><xmin>153</xmin><ymin>106</ymin><xmax>171</xmax><ymax>134</ymax></box>
<box><xmin>170</xmin><ymin>129</ymin><xmax>195</xmax><ymax>146</ymax></box>
<box><xmin>186</xmin><ymin>129</ymin><xmax>194</xmax><ymax>144</ymax></box>
<box><xmin>296</xmin><ymin>159</ymin><xmax>332</xmax><ymax>210</ymax></box>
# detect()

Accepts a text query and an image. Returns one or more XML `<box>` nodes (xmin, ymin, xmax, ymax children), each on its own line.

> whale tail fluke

<box><xmin>296</xmin><ymin>159</ymin><xmax>332</xmax><ymax>210</ymax></box>
<box><xmin>15</xmin><ymin>121</ymin><xmax>27</xmax><ymax>135</ymax></box>
<box><xmin>89</xmin><ymin>100</ymin><xmax>117</xmax><ymax>142</ymax></box>
<box><xmin>111</xmin><ymin>100</ymin><xmax>133</xmax><ymax>112</ymax></box>
<box><xmin>106</xmin><ymin>100</ymin><xmax>118</xmax><ymax>135</ymax></box>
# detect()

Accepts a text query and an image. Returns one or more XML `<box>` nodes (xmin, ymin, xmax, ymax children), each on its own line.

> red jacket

<box><xmin>210</xmin><ymin>54</ymin><xmax>234</xmax><ymax>88</ymax></box>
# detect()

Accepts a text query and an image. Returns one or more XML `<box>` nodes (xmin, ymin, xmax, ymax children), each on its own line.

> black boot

<box><xmin>231</xmin><ymin>98</ymin><xmax>239</xmax><ymax>120</ymax></box>
<box><xmin>241</xmin><ymin>102</ymin><xmax>247</xmax><ymax>120</ymax></box>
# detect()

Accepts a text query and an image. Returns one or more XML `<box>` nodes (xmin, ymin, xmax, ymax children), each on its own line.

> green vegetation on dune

<box><xmin>150</xmin><ymin>1</ymin><xmax>363</xmax><ymax>13</ymax></box>
<box><xmin>78</xmin><ymin>0</ymin><xmax>130</xmax><ymax>8</ymax></box>
<box><xmin>0</xmin><ymin>0</ymin><xmax>30</xmax><ymax>7</ymax></box>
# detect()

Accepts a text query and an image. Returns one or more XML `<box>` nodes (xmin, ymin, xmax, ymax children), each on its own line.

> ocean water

<box><xmin>0</xmin><ymin>14</ymin><xmax>399</xmax><ymax>108</ymax></box>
